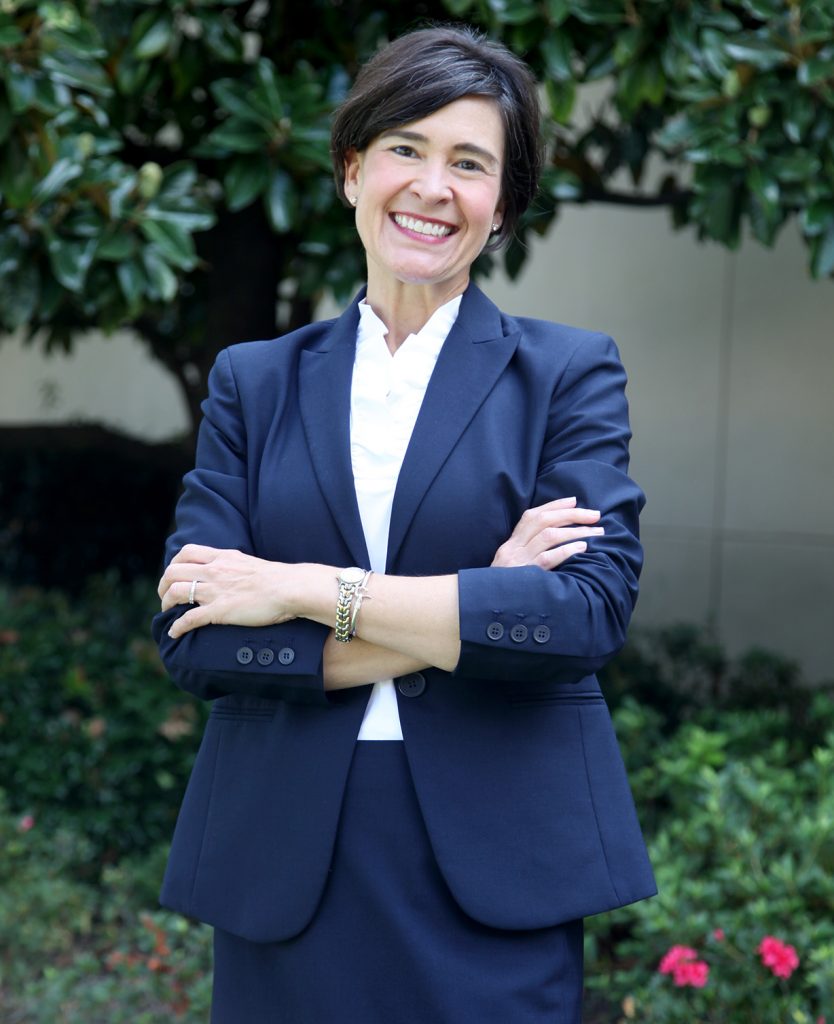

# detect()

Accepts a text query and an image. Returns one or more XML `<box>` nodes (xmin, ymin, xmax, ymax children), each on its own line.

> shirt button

<box><xmin>533</xmin><ymin>624</ymin><xmax>551</xmax><ymax>644</ymax></box>
<box><xmin>509</xmin><ymin>624</ymin><xmax>528</xmax><ymax>643</ymax></box>
<box><xmin>397</xmin><ymin>672</ymin><xmax>426</xmax><ymax>697</ymax></box>
<box><xmin>236</xmin><ymin>646</ymin><xmax>254</xmax><ymax>665</ymax></box>
<box><xmin>257</xmin><ymin>648</ymin><xmax>274</xmax><ymax>666</ymax></box>
<box><xmin>486</xmin><ymin>622</ymin><xmax>504</xmax><ymax>641</ymax></box>
<box><xmin>277</xmin><ymin>647</ymin><xmax>296</xmax><ymax>666</ymax></box>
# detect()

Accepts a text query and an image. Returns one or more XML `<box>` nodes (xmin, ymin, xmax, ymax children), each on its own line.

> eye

<box><xmin>456</xmin><ymin>158</ymin><xmax>485</xmax><ymax>173</ymax></box>
<box><xmin>390</xmin><ymin>144</ymin><xmax>417</xmax><ymax>158</ymax></box>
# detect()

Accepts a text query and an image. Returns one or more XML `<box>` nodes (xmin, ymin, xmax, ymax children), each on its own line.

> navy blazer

<box><xmin>152</xmin><ymin>282</ymin><xmax>656</xmax><ymax>943</ymax></box>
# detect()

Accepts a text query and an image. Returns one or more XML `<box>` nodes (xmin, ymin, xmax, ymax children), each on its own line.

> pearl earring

<box><xmin>491</xmin><ymin>223</ymin><xmax>500</xmax><ymax>233</ymax></box>
<box><xmin>349</xmin><ymin>195</ymin><xmax>358</xmax><ymax>207</ymax></box>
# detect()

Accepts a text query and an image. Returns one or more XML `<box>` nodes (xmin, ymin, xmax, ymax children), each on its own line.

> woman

<box><xmin>154</xmin><ymin>24</ymin><xmax>655</xmax><ymax>1023</ymax></box>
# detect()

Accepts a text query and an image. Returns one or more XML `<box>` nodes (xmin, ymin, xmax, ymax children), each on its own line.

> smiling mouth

<box><xmin>391</xmin><ymin>213</ymin><xmax>457</xmax><ymax>238</ymax></box>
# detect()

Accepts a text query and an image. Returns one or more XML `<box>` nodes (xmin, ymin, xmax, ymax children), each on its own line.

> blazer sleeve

<box><xmin>453</xmin><ymin>331</ymin><xmax>644</xmax><ymax>686</ymax></box>
<box><xmin>151</xmin><ymin>348</ymin><xmax>331</xmax><ymax>704</ymax></box>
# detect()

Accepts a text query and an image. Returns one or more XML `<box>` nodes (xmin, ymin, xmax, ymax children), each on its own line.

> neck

<box><xmin>364</xmin><ymin>276</ymin><xmax>468</xmax><ymax>354</ymax></box>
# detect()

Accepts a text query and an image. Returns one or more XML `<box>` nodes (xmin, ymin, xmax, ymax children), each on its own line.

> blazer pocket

<box><xmin>508</xmin><ymin>690</ymin><xmax>606</xmax><ymax>709</ymax></box>
<box><xmin>210</xmin><ymin>696</ymin><xmax>277</xmax><ymax>722</ymax></box>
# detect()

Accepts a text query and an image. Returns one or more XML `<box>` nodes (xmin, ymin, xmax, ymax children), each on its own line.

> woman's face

<box><xmin>344</xmin><ymin>96</ymin><xmax>505</xmax><ymax>302</ymax></box>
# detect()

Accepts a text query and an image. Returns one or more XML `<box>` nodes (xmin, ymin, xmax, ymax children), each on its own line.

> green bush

<box><xmin>586</xmin><ymin>694</ymin><xmax>834</xmax><ymax>1023</ymax></box>
<box><xmin>0</xmin><ymin>576</ymin><xmax>207</xmax><ymax>868</ymax></box>
<box><xmin>0</xmin><ymin>790</ymin><xmax>211</xmax><ymax>1021</ymax></box>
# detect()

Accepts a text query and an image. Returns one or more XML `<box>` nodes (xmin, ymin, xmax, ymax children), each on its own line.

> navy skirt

<box><xmin>211</xmin><ymin>742</ymin><xmax>583</xmax><ymax>1023</ymax></box>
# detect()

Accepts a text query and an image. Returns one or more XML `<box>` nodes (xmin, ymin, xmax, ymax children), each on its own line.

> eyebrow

<box><xmin>379</xmin><ymin>129</ymin><xmax>500</xmax><ymax>170</ymax></box>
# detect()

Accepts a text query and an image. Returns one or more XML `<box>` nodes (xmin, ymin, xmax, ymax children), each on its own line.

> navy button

<box><xmin>236</xmin><ymin>646</ymin><xmax>254</xmax><ymax>665</ymax></box>
<box><xmin>486</xmin><ymin>621</ymin><xmax>504</xmax><ymax>641</ymax></box>
<box><xmin>277</xmin><ymin>647</ymin><xmax>295</xmax><ymax>666</ymax></box>
<box><xmin>397</xmin><ymin>672</ymin><xmax>426</xmax><ymax>697</ymax></box>
<box><xmin>257</xmin><ymin>648</ymin><xmax>274</xmax><ymax>666</ymax></box>
<box><xmin>533</xmin><ymin>624</ymin><xmax>551</xmax><ymax>644</ymax></box>
<box><xmin>509</xmin><ymin>624</ymin><xmax>528</xmax><ymax>643</ymax></box>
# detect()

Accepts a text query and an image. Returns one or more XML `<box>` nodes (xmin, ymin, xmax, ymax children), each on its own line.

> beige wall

<box><xmin>482</xmin><ymin>205</ymin><xmax>834</xmax><ymax>683</ymax></box>
<box><xmin>2</xmin><ymin>204</ymin><xmax>832</xmax><ymax>680</ymax></box>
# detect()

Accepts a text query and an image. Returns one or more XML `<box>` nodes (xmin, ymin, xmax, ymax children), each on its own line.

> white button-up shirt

<box><xmin>351</xmin><ymin>294</ymin><xmax>462</xmax><ymax>740</ymax></box>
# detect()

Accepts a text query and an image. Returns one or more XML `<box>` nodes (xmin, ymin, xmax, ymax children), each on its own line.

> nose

<box><xmin>410</xmin><ymin>159</ymin><xmax>453</xmax><ymax>204</ymax></box>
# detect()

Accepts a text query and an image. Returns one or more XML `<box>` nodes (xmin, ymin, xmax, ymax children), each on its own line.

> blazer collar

<box><xmin>386</xmin><ymin>282</ymin><xmax>519</xmax><ymax>569</ymax></box>
<box><xmin>298</xmin><ymin>282</ymin><xmax>519</xmax><ymax>570</ymax></box>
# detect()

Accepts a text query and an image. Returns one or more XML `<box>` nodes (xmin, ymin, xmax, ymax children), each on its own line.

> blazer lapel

<box><xmin>298</xmin><ymin>296</ymin><xmax>370</xmax><ymax>567</ymax></box>
<box><xmin>386</xmin><ymin>284</ymin><xmax>520</xmax><ymax>571</ymax></box>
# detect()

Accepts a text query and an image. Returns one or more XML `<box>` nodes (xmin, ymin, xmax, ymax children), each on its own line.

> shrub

<box><xmin>0</xmin><ymin>576</ymin><xmax>207</xmax><ymax>869</ymax></box>
<box><xmin>585</xmin><ymin>694</ymin><xmax>834</xmax><ymax>1023</ymax></box>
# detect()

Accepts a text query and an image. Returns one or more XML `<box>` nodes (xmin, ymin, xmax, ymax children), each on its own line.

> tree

<box><xmin>1</xmin><ymin>0</ymin><xmax>832</xmax><ymax>439</ymax></box>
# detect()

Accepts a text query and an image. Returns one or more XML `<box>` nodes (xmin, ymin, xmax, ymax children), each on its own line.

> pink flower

<box><xmin>17</xmin><ymin>814</ymin><xmax>35</xmax><ymax>833</ymax></box>
<box><xmin>758</xmin><ymin>936</ymin><xmax>799</xmax><ymax>979</ymax></box>
<box><xmin>712</xmin><ymin>928</ymin><xmax>725</xmax><ymax>941</ymax></box>
<box><xmin>658</xmin><ymin>945</ymin><xmax>710</xmax><ymax>988</ymax></box>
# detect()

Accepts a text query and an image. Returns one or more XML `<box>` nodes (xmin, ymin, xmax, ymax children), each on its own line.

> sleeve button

<box><xmin>486</xmin><ymin>622</ymin><xmax>504</xmax><ymax>641</ymax></box>
<box><xmin>277</xmin><ymin>647</ymin><xmax>295</xmax><ymax>666</ymax></box>
<box><xmin>509</xmin><ymin>624</ymin><xmax>528</xmax><ymax>643</ymax></box>
<box><xmin>257</xmin><ymin>648</ymin><xmax>274</xmax><ymax>666</ymax></box>
<box><xmin>236</xmin><ymin>646</ymin><xmax>254</xmax><ymax>665</ymax></box>
<box><xmin>533</xmin><ymin>624</ymin><xmax>551</xmax><ymax>644</ymax></box>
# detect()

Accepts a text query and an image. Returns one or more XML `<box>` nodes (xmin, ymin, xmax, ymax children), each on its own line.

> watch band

<box><xmin>334</xmin><ymin>567</ymin><xmax>367</xmax><ymax>643</ymax></box>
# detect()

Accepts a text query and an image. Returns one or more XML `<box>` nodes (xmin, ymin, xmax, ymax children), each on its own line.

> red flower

<box><xmin>758</xmin><ymin>936</ymin><xmax>799</xmax><ymax>979</ymax></box>
<box><xmin>712</xmin><ymin>928</ymin><xmax>725</xmax><ymax>941</ymax></box>
<box><xmin>17</xmin><ymin>814</ymin><xmax>35</xmax><ymax>833</ymax></box>
<box><xmin>658</xmin><ymin>945</ymin><xmax>710</xmax><ymax>988</ymax></box>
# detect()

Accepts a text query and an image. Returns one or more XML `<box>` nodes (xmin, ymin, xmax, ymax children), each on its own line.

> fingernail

<box><xmin>168</xmin><ymin>629</ymin><xmax>175</xmax><ymax>638</ymax></box>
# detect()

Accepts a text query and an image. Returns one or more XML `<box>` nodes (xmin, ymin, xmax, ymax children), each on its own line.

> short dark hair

<box><xmin>330</xmin><ymin>25</ymin><xmax>542</xmax><ymax>251</ymax></box>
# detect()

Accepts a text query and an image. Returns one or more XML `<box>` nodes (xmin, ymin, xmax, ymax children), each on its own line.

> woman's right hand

<box><xmin>491</xmin><ymin>497</ymin><xmax>604</xmax><ymax>569</ymax></box>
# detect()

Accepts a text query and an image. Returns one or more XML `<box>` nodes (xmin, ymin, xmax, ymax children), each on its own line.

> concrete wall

<box><xmin>2</xmin><ymin>203</ymin><xmax>832</xmax><ymax>680</ymax></box>
<box><xmin>482</xmin><ymin>205</ymin><xmax>834</xmax><ymax>682</ymax></box>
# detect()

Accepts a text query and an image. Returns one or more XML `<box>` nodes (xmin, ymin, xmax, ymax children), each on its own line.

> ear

<box><xmin>344</xmin><ymin>148</ymin><xmax>362</xmax><ymax>192</ymax></box>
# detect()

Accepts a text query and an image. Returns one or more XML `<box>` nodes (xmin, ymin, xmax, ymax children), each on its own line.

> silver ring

<box><xmin>188</xmin><ymin>580</ymin><xmax>199</xmax><ymax>605</ymax></box>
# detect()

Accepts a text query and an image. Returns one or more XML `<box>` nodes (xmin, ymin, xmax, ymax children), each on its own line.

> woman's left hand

<box><xmin>158</xmin><ymin>544</ymin><xmax>300</xmax><ymax>639</ymax></box>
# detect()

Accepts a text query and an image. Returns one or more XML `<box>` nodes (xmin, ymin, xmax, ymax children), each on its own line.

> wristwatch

<box><xmin>334</xmin><ymin>566</ymin><xmax>367</xmax><ymax>643</ymax></box>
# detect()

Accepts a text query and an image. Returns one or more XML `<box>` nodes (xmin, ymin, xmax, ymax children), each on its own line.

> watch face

<box><xmin>340</xmin><ymin>567</ymin><xmax>366</xmax><ymax>585</ymax></box>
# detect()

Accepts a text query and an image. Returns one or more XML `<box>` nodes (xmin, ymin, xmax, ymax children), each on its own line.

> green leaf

<box><xmin>783</xmin><ymin>91</ymin><xmax>817</xmax><ymax>144</ymax></box>
<box><xmin>0</xmin><ymin>260</ymin><xmax>40</xmax><ymax>330</ymax></box>
<box><xmin>486</xmin><ymin>0</ymin><xmax>537</xmax><ymax>25</ymax></box>
<box><xmin>47</xmin><ymin>235</ymin><xmax>96</xmax><ymax>292</ymax></box>
<box><xmin>141</xmin><ymin>247</ymin><xmax>178</xmax><ymax>302</ymax></box>
<box><xmin>797</xmin><ymin>53</ymin><xmax>834</xmax><ymax>86</ymax></box>
<box><xmin>223</xmin><ymin>156</ymin><xmax>269</xmax><ymax>212</ymax></box>
<box><xmin>97</xmin><ymin>229</ymin><xmax>137</xmax><ymax>262</ymax></box>
<box><xmin>613</xmin><ymin>27</ymin><xmax>643</xmax><ymax>68</ymax></box>
<box><xmin>545</xmin><ymin>0</ymin><xmax>570</xmax><ymax>26</ymax></box>
<box><xmin>210</xmin><ymin>79</ymin><xmax>272</xmax><ymax>128</ymax></box>
<box><xmin>32</xmin><ymin>158</ymin><xmax>83</xmax><ymax>204</ymax></box>
<box><xmin>811</xmin><ymin>221</ymin><xmax>834</xmax><ymax>277</ymax></box>
<box><xmin>253</xmin><ymin>59</ymin><xmax>284</xmax><ymax>122</ymax></box>
<box><xmin>801</xmin><ymin>201</ymin><xmax>834</xmax><ymax>238</ymax></box>
<box><xmin>545</xmin><ymin>79</ymin><xmax>575</xmax><ymax>124</ymax></box>
<box><xmin>116</xmin><ymin>258</ymin><xmax>145</xmax><ymax>309</ymax></box>
<box><xmin>541</xmin><ymin>31</ymin><xmax>572</xmax><ymax>83</ymax></box>
<box><xmin>206</xmin><ymin>119</ymin><xmax>268</xmax><ymax>154</ymax></box>
<box><xmin>266</xmin><ymin>169</ymin><xmax>295</xmax><ymax>232</ymax></box>
<box><xmin>4</xmin><ymin>64</ymin><xmax>37</xmax><ymax>114</ymax></box>
<box><xmin>442</xmin><ymin>0</ymin><xmax>475</xmax><ymax>15</ymax></box>
<box><xmin>0</xmin><ymin>24</ymin><xmax>24</xmax><ymax>45</ymax></box>
<box><xmin>0</xmin><ymin>99</ymin><xmax>11</xmax><ymax>145</ymax></box>
<box><xmin>40</xmin><ymin>53</ymin><xmax>113</xmax><ymax>96</ymax></box>
<box><xmin>724</xmin><ymin>38</ymin><xmax>789</xmax><ymax>71</ymax></box>
<box><xmin>132</xmin><ymin>13</ymin><xmax>173</xmax><ymax>60</ymax></box>
<box><xmin>138</xmin><ymin>219</ymin><xmax>197</xmax><ymax>270</ymax></box>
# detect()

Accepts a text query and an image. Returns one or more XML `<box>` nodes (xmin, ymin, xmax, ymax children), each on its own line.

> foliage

<box><xmin>0</xmin><ymin>790</ymin><xmax>212</xmax><ymax>1021</ymax></box>
<box><xmin>1</xmin><ymin>0</ymin><xmax>833</xmax><ymax>435</ymax></box>
<box><xmin>0</xmin><ymin>576</ymin><xmax>207</xmax><ymax>867</ymax></box>
<box><xmin>586</xmin><ymin>692</ymin><xmax>834</xmax><ymax>1024</ymax></box>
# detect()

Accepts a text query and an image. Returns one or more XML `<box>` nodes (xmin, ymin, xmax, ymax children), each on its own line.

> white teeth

<box><xmin>393</xmin><ymin>214</ymin><xmax>453</xmax><ymax>237</ymax></box>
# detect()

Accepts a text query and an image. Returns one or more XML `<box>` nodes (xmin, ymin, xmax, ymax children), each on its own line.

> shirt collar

<box><xmin>356</xmin><ymin>293</ymin><xmax>462</xmax><ymax>361</ymax></box>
